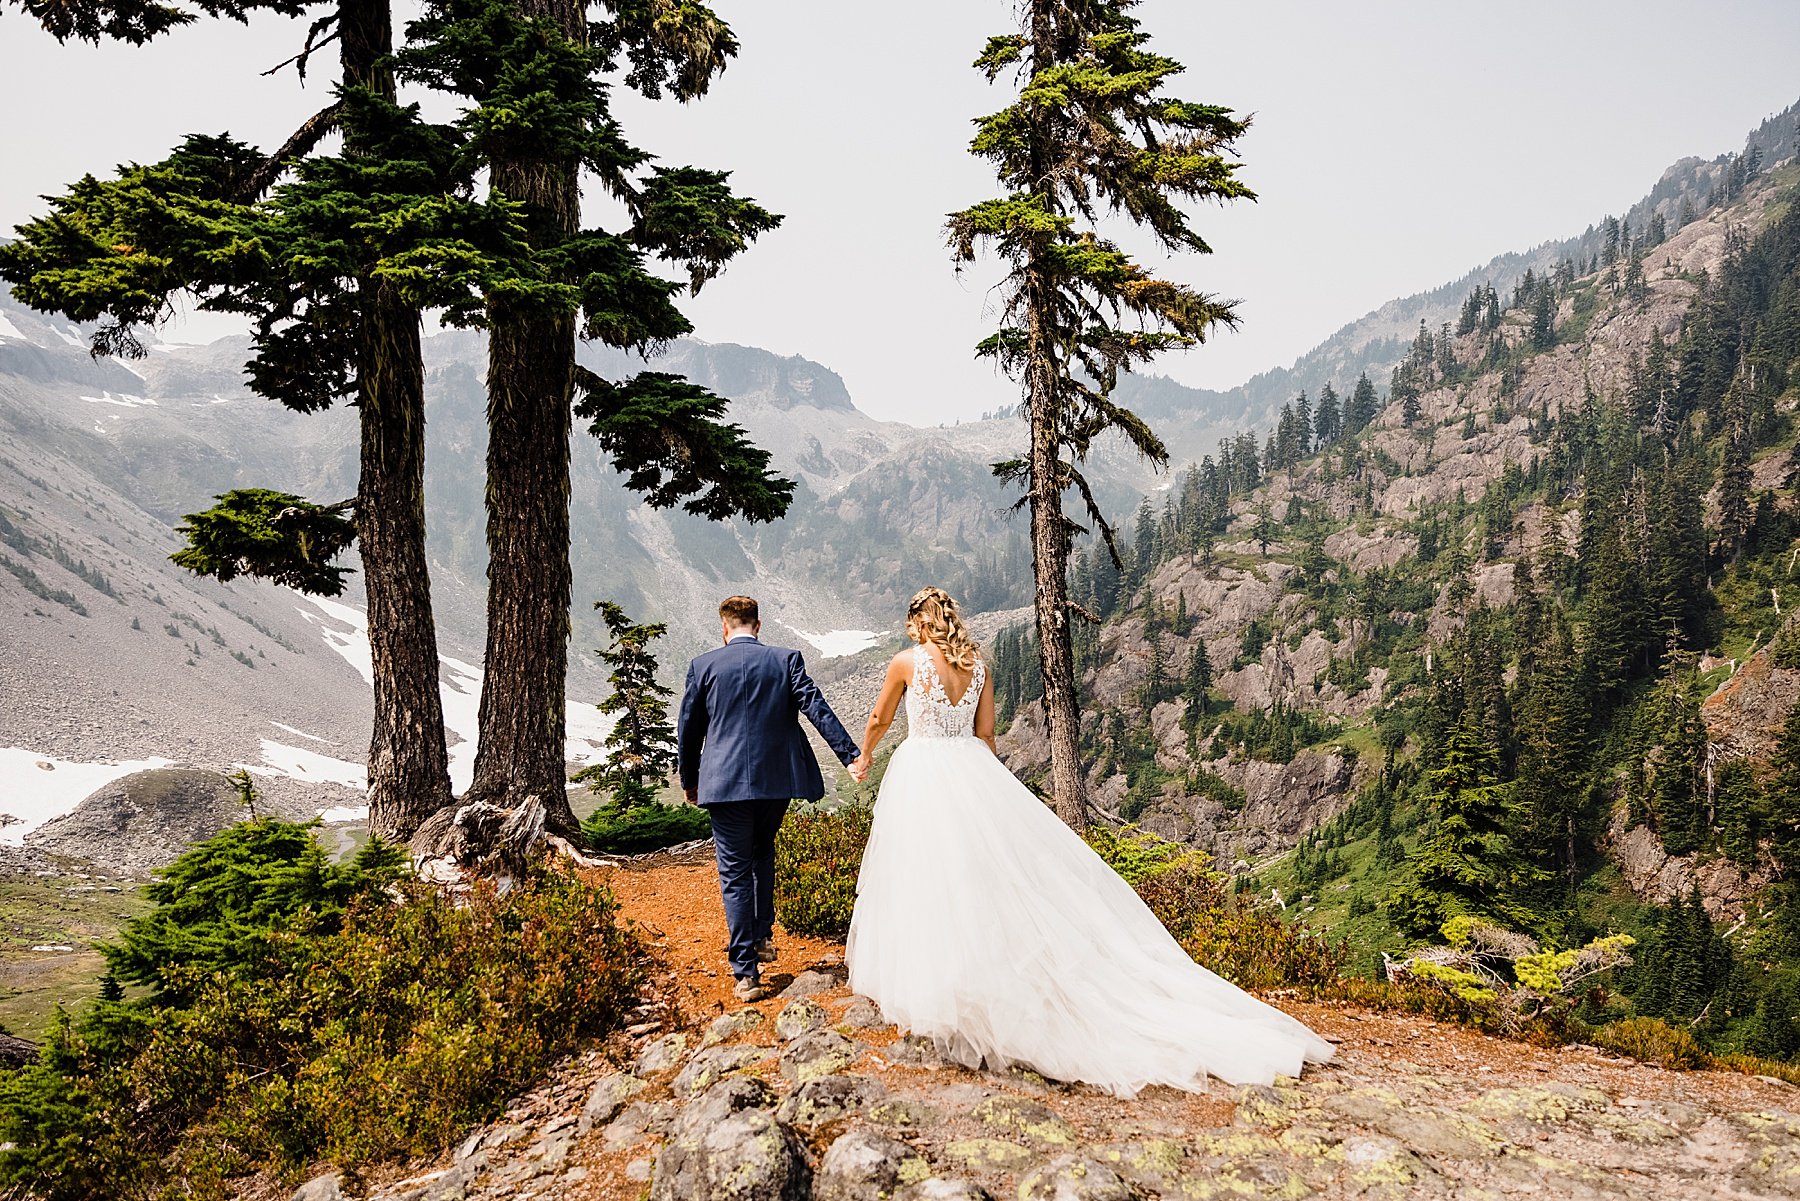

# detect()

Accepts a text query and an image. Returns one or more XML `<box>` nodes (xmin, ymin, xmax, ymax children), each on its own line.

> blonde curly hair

<box><xmin>905</xmin><ymin>586</ymin><xmax>980</xmax><ymax>670</ymax></box>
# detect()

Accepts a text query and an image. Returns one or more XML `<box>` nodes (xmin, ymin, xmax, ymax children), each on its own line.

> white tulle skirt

<box><xmin>846</xmin><ymin>736</ymin><xmax>1334</xmax><ymax>1096</ymax></box>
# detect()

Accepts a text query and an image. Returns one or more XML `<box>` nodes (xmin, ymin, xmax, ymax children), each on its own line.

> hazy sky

<box><xmin>3</xmin><ymin>2</ymin><xmax>1798</xmax><ymax>426</ymax></box>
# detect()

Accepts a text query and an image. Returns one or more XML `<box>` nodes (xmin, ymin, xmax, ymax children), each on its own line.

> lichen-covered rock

<box><xmin>776</xmin><ymin>1072</ymin><xmax>889</xmax><ymax>1129</ymax></box>
<box><xmin>291</xmin><ymin>1175</ymin><xmax>344</xmax><ymax>1201</ymax></box>
<box><xmin>884</xmin><ymin>1034</ymin><xmax>944</xmax><ymax>1067</ymax></box>
<box><xmin>672</xmin><ymin>1044</ymin><xmax>771</xmax><ymax>1097</ymax></box>
<box><xmin>779</xmin><ymin>968</ymin><xmax>842</xmax><ymax>998</ymax></box>
<box><xmin>942</xmin><ymin>1138</ymin><xmax>1038</xmax><ymax>1171</ymax></box>
<box><xmin>894</xmin><ymin>1179</ymin><xmax>994</xmax><ymax>1201</ymax></box>
<box><xmin>840</xmin><ymin>996</ymin><xmax>891</xmax><ymax>1030</ymax></box>
<box><xmin>970</xmin><ymin>1094</ymin><xmax>1078</xmax><ymax>1146</ymax></box>
<box><xmin>775</xmin><ymin>996</ymin><xmax>829</xmax><ymax>1040</ymax></box>
<box><xmin>1087</xmin><ymin>1141</ymin><xmax>1188</xmax><ymax>1192</ymax></box>
<box><xmin>603</xmin><ymin>1100</ymin><xmax>679</xmax><ymax>1152</ymax></box>
<box><xmin>1339</xmin><ymin>1134</ymin><xmax>1434</xmax><ymax>1198</ymax></box>
<box><xmin>649</xmin><ymin>1077</ymin><xmax>810</xmax><ymax>1201</ymax></box>
<box><xmin>1016</xmin><ymin>1155</ymin><xmax>1144</xmax><ymax>1201</ymax></box>
<box><xmin>869</xmin><ymin>1097</ymin><xmax>943</xmax><ymax>1129</ymax></box>
<box><xmin>781</xmin><ymin>1028</ymin><xmax>863</xmax><ymax>1083</ymax></box>
<box><xmin>813</xmin><ymin>1128</ymin><xmax>932</xmax><ymax>1201</ymax></box>
<box><xmin>701</xmin><ymin>1007</ymin><xmax>766</xmax><ymax>1048</ymax></box>
<box><xmin>1464</xmin><ymin>1084</ymin><xmax>1609</xmax><ymax>1124</ymax></box>
<box><xmin>577</xmin><ymin>1070</ymin><xmax>646</xmax><ymax>1133</ymax></box>
<box><xmin>634</xmin><ymin>1032</ymin><xmax>690</xmax><ymax>1078</ymax></box>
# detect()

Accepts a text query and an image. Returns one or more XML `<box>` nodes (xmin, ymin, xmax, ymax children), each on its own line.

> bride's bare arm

<box><xmin>850</xmin><ymin>652</ymin><xmax>912</xmax><ymax>781</ymax></box>
<box><xmin>975</xmin><ymin>660</ymin><xmax>998</xmax><ymax>756</ymax></box>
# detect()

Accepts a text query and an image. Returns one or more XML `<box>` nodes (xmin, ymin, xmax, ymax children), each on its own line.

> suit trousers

<box><xmin>707</xmin><ymin>798</ymin><xmax>790</xmax><ymax>980</ymax></box>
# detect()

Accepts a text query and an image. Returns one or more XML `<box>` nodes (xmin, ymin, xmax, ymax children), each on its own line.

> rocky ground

<box><xmin>283</xmin><ymin>854</ymin><xmax>1800</xmax><ymax>1201</ymax></box>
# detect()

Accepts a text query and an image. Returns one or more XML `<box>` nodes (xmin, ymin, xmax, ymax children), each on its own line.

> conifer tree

<box><xmin>1312</xmin><ymin>381</ymin><xmax>1340</xmax><ymax>446</ymax></box>
<box><xmin>1</xmin><ymin>0</ymin><xmax>475</xmax><ymax>837</ymax></box>
<box><xmin>949</xmin><ymin>0</ymin><xmax>1253</xmax><ymax>828</ymax></box>
<box><xmin>1390</xmin><ymin>713</ymin><xmax>1533</xmax><ymax>938</ymax></box>
<box><xmin>1344</xmin><ymin>370</ymin><xmax>1380</xmax><ymax>433</ymax></box>
<box><xmin>401</xmin><ymin>0</ymin><xmax>791</xmax><ymax>833</ymax></box>
<box><xmin>572</xmin><ymin>602</ymin><xmax>675</xmax><ymax>809</ymax></box>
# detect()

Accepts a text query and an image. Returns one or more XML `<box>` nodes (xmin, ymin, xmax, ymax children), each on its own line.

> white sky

<box><xmin>3</xmin><ymin>1</ymin><xmax>1798</xmax><ymax>425</ymax></box>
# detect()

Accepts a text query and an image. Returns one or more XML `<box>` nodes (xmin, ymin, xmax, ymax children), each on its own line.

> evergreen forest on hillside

<box><xmin>989</xmin><ymin>157</ymin><xmax>1800</xmax><ymax>1063</ymax></box>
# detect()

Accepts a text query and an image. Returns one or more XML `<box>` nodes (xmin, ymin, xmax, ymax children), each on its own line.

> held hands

<box><xmin>848</xmin><ymin>754</ymin><xmax>871</xmax><ymax>784</ymax></box>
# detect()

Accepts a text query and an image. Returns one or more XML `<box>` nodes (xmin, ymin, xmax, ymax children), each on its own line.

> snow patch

<box><xmin>318</xmin><ymin>805</ymin><xmax>369</xmax><ymax>824</ymax></box>
<box><xmin>780</xmin><ymin>624</ymin><xmax>881</xmax><ymax>658</ymax></box>
<box><xmin>294</xmin><ymin>595</ymin><xmax>613</xmax><ymax>796</ymax></box>
<box><xmin>237</xmin><ymin>738</ymin><xmax>367</xmax><ymax>790</ymax></box>
<box><xmin>0</xmin><ymin>313</ymin><xmax>28</xmax><ymax>342</ymax></box>
<box><xmin>52</xmin><ymin>326</ymin><xmax>83</xmax><ymax>347</ymax></box>
<box><xmin>270</xmin><ymin>721</ymin><xmax>330</xmax><ymax>744</ymax></box>
<box><xmin>0</xmin><ymin>748</ymin><xmax>177</xmax><ymax>845</ymax></box>
<box><xmin>80</xmin><ymin>391</ymin><xmax>159</xmax><ymax>408</ymax></box>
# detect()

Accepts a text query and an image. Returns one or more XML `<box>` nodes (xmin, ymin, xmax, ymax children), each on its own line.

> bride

<box><xmin>844</xmin><ymin>586</ymin><xmax>1333</xmax><ymax>1095</ymax></box>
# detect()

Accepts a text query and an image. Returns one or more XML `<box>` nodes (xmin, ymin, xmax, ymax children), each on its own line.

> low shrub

<box><xmin>1088</xmin><ymin>826</ymin><xmax>1348</xmax><ymax>991</ymax></box>
<box><xmin>0</xmin><ymin>823</ymin><xmax>647</xmax><ymax>1200</ymax></box>
<box><xmin>582</xmin><ymin>801</ymin><xmax>712</xmax><ymax>855</ymax></box>
<box><xmin>1588</xmin><ymin>1015</ymin><xmax>1710</xmax><ymax>1070</ymax></box>
<box><xmin>774</xmin><ymin>805</ymin><xmax>873</xmax><ymax>938</ymax></box>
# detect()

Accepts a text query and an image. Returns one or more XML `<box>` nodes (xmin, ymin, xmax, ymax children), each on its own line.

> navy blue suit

<box><xmin>677</xmin><ymin>635</ymin><xmax>859</xmax><ymax>980</ymax></box>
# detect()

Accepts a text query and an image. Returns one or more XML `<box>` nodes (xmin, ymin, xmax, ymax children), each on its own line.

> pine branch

<box><xmin>241</xmin><ymin>101</ymin><xmax>344</xmax><ymax>200</ymax></box>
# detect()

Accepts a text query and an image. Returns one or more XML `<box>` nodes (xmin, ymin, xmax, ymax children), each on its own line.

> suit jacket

<box><xmin>677</xmin><ymin>636</ymin><xmax>860</xmax><ymax>805</ymax></box>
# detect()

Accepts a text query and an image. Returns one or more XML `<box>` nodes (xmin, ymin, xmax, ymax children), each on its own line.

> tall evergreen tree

<box><xmin>1344</xmin><ymin>370</ymin><xmax>1379</xmax><ymax>433</ymax></box>
<box><xmin>1</xmin><ymin>0</ymin><xmax>469</xmax><ymax>838</ymax></box>
<box><xmin>948</xmin><ymin>0</ymin><xmax>1253</xmax><ymax>827</ymax></box>
<box><xmin>402</xmin><ymin>0</ymin><xmax>791</xmax><ymax>833</ymax></box>
<box><xmin>1314</xmin><ymin>381</ymin><xmax>1341</xmax><ymax>446</ymax></box>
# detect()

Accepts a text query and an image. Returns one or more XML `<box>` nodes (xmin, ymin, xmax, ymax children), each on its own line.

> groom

<box><xmin>677</xmin><ymin>595</ymin><xmax>861</xmax><ymax>1001</ymax></box>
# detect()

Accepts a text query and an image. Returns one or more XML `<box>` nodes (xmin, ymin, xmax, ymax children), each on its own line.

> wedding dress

<box><xmin>846</xmin><ymin>645</ymin><xmax>1334</xmax><ymax>1095</ymax></box>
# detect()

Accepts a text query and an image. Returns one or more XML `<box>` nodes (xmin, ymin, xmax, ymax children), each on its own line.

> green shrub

<box><xmin>0</xmin><ymin>829</ymin><xmax>646</xmax><ymax>1200</ymax></box>
<box><xmin>583</xmin><ymin>801</ymin><xmax>712</xmax><ymax>854</ymax></box>
<box><xmin>774</xmin><ymin>805</ymin><xmax>873</xmax><ymax>938</ymax></box>
<box><xmin>1589</xmin><ymin>1015</ymin><xmax>1709</xmax><ymax>1070</ymax></box>
<box><xmin>1088</xmin><ymin>826</ymin><xmax>1347</xmax><ymax>990</ymax></box>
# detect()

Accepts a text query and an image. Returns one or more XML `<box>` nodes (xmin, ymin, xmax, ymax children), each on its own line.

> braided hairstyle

<box><xmin>905</xmin><ymin>586</ymin><xmax>980</xmax><ymax>670</ymax></box>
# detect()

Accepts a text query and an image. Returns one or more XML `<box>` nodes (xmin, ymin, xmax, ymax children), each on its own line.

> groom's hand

<box><xmin>848</xmin><ymin>755</ymin><xmax>870</xmax><ymax>783</ymax></box>
<box><xmin>684</xmin><ymin>786</ymin><xmax>699</xmax><ymax>805</ymax></box>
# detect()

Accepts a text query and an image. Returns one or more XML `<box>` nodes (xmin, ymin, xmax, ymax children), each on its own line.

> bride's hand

<box><xmin>849</xmin><ymin>754</ymin><xmax>871</xmax><ymax>783</ymax></box>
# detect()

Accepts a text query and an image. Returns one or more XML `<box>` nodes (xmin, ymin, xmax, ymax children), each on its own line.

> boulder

<box><xmin>776</xmin><ymin>1072</ymin><xmax>889</xmax><ymax>1129</ymax></box>
<box><xmin>775</xmin><ymin>997</ymin><xmax>829</xmax><ymax>1040</ymax></box>
<box><xmin>813</xmin><ymin>1128</ymin><xmax>931</xmax><ymax>1201</ymax></box>
<box><xmin>649</xmin><ymin>1077</ymin><xmax>809</xmax><ymax>1201</ymax></box>
<box><xmin>578</xmin><ymin>1071</ymin><xmax>646</xmax><ymax>1133</ymax></box>
<box><xmin>781</xmin><ymin>1029</ymin><xmax>862</xmax><ymax>1083</ymax></box>
<box><xmin>290</xmin><ymin>1175</ymin><xmax>344</xmax><ymax>1201</ymax></box>
<box><xmin>1016</xmin><ymin>1157</ymin><xmax>1143</xmax><ymax>1201</ymax></box>
<box><xmin>672</xmin><ymin>1044</ymin><xmax>772</xmax><ymax>1097</ymax></box>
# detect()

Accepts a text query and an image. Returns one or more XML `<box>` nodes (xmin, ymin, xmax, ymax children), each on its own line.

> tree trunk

<box><xmin>342</xmin><ymin>0</ymin><xmax>453</xmax><ymax>838</ymax></box>
<box><xmin>465</xmin><ymin>0</ymin><xmax>585</xmax><ymax>837</ymax></box>
<box><xmin>1024</xmin><ymin>0</ymin><xmax>1089</xmax><ymax>831</ymax></box>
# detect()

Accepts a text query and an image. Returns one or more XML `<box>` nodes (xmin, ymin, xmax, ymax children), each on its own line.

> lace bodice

<box><xmin>904</xmin><ymin>644</ymin><xmax>985</xmax><ymax>740</ymax></box>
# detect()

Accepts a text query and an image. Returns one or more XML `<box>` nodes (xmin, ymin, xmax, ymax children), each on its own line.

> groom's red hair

<box><xmin>720</xmin><ymin>595</ymin><xmax>760</xmax><ymax>627</ymax></box>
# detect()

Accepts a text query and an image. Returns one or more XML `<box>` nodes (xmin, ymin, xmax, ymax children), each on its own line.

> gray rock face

<box><xmin>672</xmin><ymin>1043</ymin><xmax>772</xmax><ymax>1097</ymax></box>
<box><xmin>577</xmin><ymin>1070</ymin><xmax>646</xmax><ymax>1133</ymax></box>
<box><xmin>779</xmin><ymin>968</ymin><xmax>842</xmax><ymax>998</ymax></box>
<box><xmin>775</xmin><ymin>996</ymin><xmax>829</xmax><ymax>1040</ymax></box>
<box><xmin>781</xmin><ymin>1028</ymin><xmax>862</xmax><ymax>1083</ymax></box>
<box><xmin>813</xmin><ymin>1128</ymin><xmax>931</xmax><ymax>1201</ymax></box>
<box><xmin>26</xmin><ymin>767</ymin><xmax>265</xmax><ymax>875</ymax></box>
<box><xmin>702</xmin><ymin>1007</ymin><xmax>766</xmax><ymax>1047</ymax></box>
<box><xmin>840</xmin><ymin>996</ymin><xmax>891</xmax><ymax>1030</ymax></box>
<box><xmin>649</xmin><ymin>1077</ymin><xmax>810</xmax><ymax>1201</ymax></box>
<box><xmin>634</xmin><ymin>1032</ymin><xmax>689</xmax><ymax>1079</ymax></box>
<box><xmin>776</xmin><ymin>1072</ymin><xmax>889</xmax><ymax>1129</ymax></box>
<box><xmin>895</xmin><ymin>1180</ymin><xmax>996</xmax><ymax>1201</ymax></box>
<box><xmin>290</xmin><ymin>1175</ymin><xmax>345</xmax><ymax>1201</ymax></box>
<box><xmin>1016</xmin><ymin>1156</ymin><xmax>1144</xmax><ymax>1201</ymax></box>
